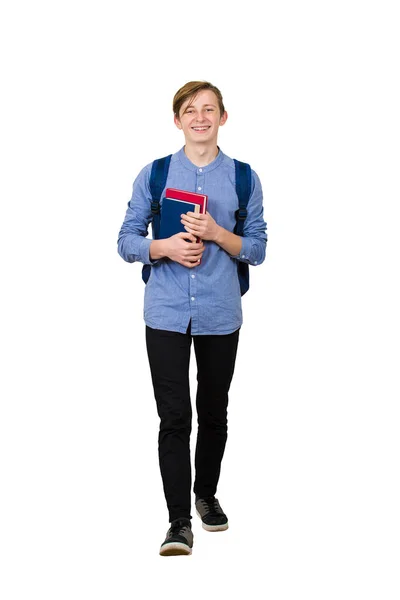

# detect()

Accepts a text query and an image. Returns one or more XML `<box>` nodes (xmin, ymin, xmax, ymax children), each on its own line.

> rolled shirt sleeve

<box><xmin>117</xmin><ymin>164</ymin><xmax>160</xmax><ymax>265</ymax></box>
<box><xmin>231</xmin><ymin>169</ymin><xmax>267</xmax><ymax>266</ymax></box>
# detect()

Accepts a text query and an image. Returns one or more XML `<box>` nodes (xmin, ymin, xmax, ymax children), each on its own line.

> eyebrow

<box><xmin>185</xmin><ymin>103</ymin><xmax>217</xmax><ymax>109</ymax></box>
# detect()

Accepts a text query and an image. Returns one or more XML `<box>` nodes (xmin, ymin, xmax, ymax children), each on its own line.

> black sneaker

<box><xmin>159</xmin><ymin>517</ymin><xmax>193</xmax><ymax>556</ymax></box>
<box><xmin>195</xmin><ymin>495</ymin><xmax>229</xmax><ymax>531</ymax></box>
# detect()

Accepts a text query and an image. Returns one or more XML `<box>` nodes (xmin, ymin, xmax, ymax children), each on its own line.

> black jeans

<box><xmin>145</xmin><ymin>321</ymin><xmax>240</xmax><ymax>522</ymax></box>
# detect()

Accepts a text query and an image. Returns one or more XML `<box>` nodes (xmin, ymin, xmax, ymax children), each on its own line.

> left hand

<box><xmin>181</xmin><ymin>211</ymin><xmax>220</xmax><ymax>242</ymax></box>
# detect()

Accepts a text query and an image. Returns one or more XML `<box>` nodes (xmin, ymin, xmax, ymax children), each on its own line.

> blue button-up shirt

<box><xmin>118</xmin><ymin>147</ymin><xmax>267</xmax><ymax>335</ymax></box>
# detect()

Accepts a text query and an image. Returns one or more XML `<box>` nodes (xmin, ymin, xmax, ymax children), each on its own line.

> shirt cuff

<box><xmin>140</xmin><ymin>238</ymin><xmax>160</xmax><ymax>266</ymax></box>
<box><xmin>233</xmin><ymin>237</ymin><xmax>253</xmax><ymax>263</ymax></box>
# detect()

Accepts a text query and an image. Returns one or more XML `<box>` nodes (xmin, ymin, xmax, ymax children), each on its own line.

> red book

<box><xmin>165</xmin><ymin>188</ymin><xmax>208</xmax><ymax>244</ymax></box>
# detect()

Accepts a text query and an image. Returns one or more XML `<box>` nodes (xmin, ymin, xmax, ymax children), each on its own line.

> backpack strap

<box><xmin>142</xmin><ymin>154</ymin><xmax>172</xmax><ymax>284</ymax></box>
<box><xmin>233</xmin><ymin>159</ymin><xmax>252</xmax><ymax>236</ymax></box>
<box><xmin>149</xmin><ymin>154</ymin><xmax>172</xmax><ymax>239</ymax></box>
<box><xmin>233</xmin><ymin>159</ymin><xmax>252</xmax><ymax>296</ymax></box>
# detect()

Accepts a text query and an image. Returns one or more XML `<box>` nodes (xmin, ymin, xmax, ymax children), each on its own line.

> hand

<box><xmin>164</xmin><ymin>232</ymin><xmax>205</xmax><ymax>268</ymax></box>
<box><xmin>181</xmin><ymin>211</ymin><xmax>220</xmax><ymax>242</ymax></box>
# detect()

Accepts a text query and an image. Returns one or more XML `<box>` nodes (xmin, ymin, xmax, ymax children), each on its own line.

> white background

<box><xmin>1</xmin><ymin>0</ymin><xmax>399</xmax><ymax>598</ymax></box>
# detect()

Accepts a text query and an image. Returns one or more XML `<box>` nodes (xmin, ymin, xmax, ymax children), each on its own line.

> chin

<box><xmin>191</xmin><ymin>133</ymin><xmax>214</xmax><ymax>142</ymax></box>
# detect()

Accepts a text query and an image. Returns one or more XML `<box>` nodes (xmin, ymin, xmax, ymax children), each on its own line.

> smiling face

<box><xmin>174</xmin><ymin>89</ymin><xmax>228</xmax><ymax>146</ymax></box>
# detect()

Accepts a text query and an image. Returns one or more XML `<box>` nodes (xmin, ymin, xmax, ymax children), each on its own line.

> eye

<box><xmin>206</xmin><ymin>108</ymin><xmax>214</xmax><ymax>112</ymax></box>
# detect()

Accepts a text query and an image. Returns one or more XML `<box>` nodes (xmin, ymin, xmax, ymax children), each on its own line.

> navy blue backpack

<box><xmin>142</xmin><ymin>155</ymin><xmax>252</xmax><ymax>296</ymax></box>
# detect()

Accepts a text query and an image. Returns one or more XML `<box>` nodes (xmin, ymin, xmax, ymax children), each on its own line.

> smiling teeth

<box><xmin>193</xmin><ymin>127</ymin><xmax>209</xmax><ymax>130</ymax></box>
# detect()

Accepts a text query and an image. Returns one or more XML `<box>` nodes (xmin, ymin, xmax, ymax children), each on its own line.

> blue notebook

<box><xmin>158</xmin><ymin>198</ymin><xmax>200</xmax><ymax>240</ymax></box>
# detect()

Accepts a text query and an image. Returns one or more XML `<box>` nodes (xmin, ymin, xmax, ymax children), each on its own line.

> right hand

<box><xmin>164</xmin><ymin>232</ymin><xmax>205</xmax><ymax>268</ymax></box>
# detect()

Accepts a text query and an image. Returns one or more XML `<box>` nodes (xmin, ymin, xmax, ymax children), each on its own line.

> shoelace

<box><xmin>199</xmin><ymin>496</ymin><xmax>223</xmax><ymax>515</ymax></box>
<box><xmin>169</xmin><ymin>519</ymin><xmax>190</xmax><ymax>537</ymax></box>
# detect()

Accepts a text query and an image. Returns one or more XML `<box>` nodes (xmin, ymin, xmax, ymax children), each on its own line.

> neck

<box><xmin>183</xmin><ymin>142</ymin><xmax>219</xmax><ymax>167</ymax></box>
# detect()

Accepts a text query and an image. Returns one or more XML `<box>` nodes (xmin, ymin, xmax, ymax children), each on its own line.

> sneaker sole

<box><xmin>159</xmin><ymin>542</ymin><xmax>192</xmax><ymax>556</ymax></box>
<box><xmin>196</xmin><ymin>509</ymin><xmax>229</xmax><ymax>532</ymax></box>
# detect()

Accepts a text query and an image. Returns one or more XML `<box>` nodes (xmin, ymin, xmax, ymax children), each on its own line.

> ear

<box><xmin>219</xmin><ymin>111</ymin><xmax>228</xmax><ymax>127</ymax></box>
<box><xmin>174</xmin><ymin>115</ymin><xmax>183</xmax><ymax>130</ymax></box>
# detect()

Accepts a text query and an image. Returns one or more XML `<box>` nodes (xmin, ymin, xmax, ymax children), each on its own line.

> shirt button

<box><xmin>254</xmin><ymin>261</ymin><xmax>258</xmax><ymax>265</ymax></box>
<box><xmin>191</xmin><ymin>274</ymin><xmax>195</xmax><ymax>279</ymax></box>
<box><xmin>198</xmin><ymin>187</ymin><xmax>202</xmax><ymax>191</ymax></box>
<box><xmin>191</xmin><ymin>296</ymin><xmax>195</xmax><ymax>301</ymax></box>
<box><xmin>199</xmin><ymin>168</ymin><xmax>203</xmax><ymax>172</ymax></box>
<box><xmin>241</xmin><ymin>254</ymin><xmax>246</xmax><ymax>258</ymax></box>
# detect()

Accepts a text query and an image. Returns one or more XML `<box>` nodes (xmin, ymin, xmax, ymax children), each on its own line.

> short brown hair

<box><xmin>173</xmin><ymin>81</ymin><xmax>225</xmax><ymax>118</ymax></box>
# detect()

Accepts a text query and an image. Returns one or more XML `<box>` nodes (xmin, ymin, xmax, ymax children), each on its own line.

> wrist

<box><xmin>214</xmin><ymin>224</ymin><xmax>224</xmax><ymax>245</ymax></box>
<box><xmin>150</xmin><ymin>239</ymin><xmax>167</xmax><ymax>260</ymax></box>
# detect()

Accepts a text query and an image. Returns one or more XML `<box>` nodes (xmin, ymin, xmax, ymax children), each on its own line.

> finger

<box><xmin>185</xmin><ymin>252</ymin><xmax>204</xmax><ymax>262</ymax></box>
<box><xmin>181</xmin><ymin>215</ymin><xmax>199</xmax><ymax>226</ymax></box>
<box><xmin>186</xmin><ymin>255</ymin><xmax>204</xmax><ymax>263</ymax></box>
<box><xmin>189</xmin><ymin>243</ymin><xmax>204</xmax><ymax>251</ymax></box>
<box><xmin>185</xmin><ymin>259</ymin><xmax>202</xmax><ymax>267</ymax></box>
<box><xmin>185</xmin><ymin>212</ymin><xmax>204</xmax><ymax>219</ymax></box>
<box><xmin>185</xmin><ymin>248</ymin><xmax>204</xmax><ymax>257</ymax></box>
<box><xmin>181</xmin><ymin>258</ymin><xmax>201</xmax><ymax>267</ymax></box>
<box><xmin>185</xmin><ymin>240</ymin><xmax>203</xmax><ymax>249</ymax></box>
<box><xmin>178</xmin><ymin>232</ymin><xmax>197</xmax><ymax>243</ymax></box>
<box><xmin>183</xmin><ymin>223</ymin><xmax>201</xmax><ymax>233</ymax></box>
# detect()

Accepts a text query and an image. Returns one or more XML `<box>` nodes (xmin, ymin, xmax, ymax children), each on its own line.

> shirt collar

<box><xmin>177</xmin><ymin>146</ymin><xmax>225</xmax><ymax>173</ymax></box>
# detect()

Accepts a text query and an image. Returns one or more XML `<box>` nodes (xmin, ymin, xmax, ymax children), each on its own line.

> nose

<box><xmin>195</xmin><ymin>112</ymin><xmax>206</xmax><ymax>122</ymax></box>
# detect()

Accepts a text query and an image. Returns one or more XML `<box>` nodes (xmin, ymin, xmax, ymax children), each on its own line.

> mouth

<box><xmin>191</xmin><ymin>126</ymin><xmax>211</xmax><ymax>133</ymax></box>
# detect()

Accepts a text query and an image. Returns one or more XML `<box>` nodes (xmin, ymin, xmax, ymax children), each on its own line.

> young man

<box><xmin>117</xmin><ymin>81</ymin><xmax>267</xmax><ymax>556</ymax></box>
